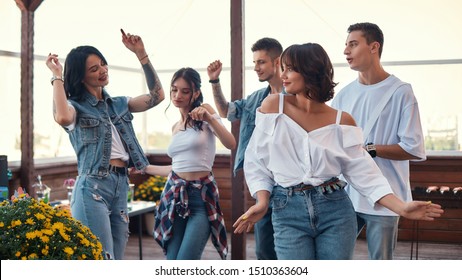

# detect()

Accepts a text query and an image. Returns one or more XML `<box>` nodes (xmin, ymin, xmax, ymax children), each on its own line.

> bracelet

<box><xmin>50</xmin><ymin>75</ymin><xmax>64</xmax><ymax>85</ymax></box>
<box><xmin>209</xmin><ymin>78</ymin><xmax>220</xmax><ymax>84</ymax></box>
<box><xmin>139</xmin><ymin>54</ymin><xmax>148</xmax><ymax>61</ymax></box>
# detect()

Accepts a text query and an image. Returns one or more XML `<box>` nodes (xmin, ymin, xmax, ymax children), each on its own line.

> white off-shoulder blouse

<box><xmin>244</xmin><ymin>94</ymin><xmax>393</xmax><ymax>207</ymax></box>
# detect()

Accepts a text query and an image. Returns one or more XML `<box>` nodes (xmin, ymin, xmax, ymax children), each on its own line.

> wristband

<box><xmin>209</xmin><ymin>78</ymin><xmax>220</xmax><ymax>84</ymax></box>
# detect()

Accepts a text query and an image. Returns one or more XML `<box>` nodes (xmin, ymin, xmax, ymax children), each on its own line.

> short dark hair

<box><xmin>251</xmin><ymin>37</ymin><xmax>283</xmax><ymax>60</ymax></box>
<box><xmin>280</xmin><ymin>43</ymin><xmax>337</xmax><ymax>103</ymax></box>
<box><xmin>348</xmin><ymin>22</ymin><xmax>384</xmax><ymax>58</ymax></box>
<box><xmin>64</xmin><ymin>46</ymin><xmax>108</xmax><ymax>100</ymax></box>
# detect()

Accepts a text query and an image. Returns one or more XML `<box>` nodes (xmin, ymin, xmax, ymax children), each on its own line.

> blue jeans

<box><xmin>166</xmin><ymin>186</ymin><xmax>211</xmax><ymax>260</ymax></box>
<box><xmin>271</xmin><ymin>185</ymin><xmax>357</xmax><ymax>260</ymax></box>
<box><xmin>356</xmin><ymin>212</ymin><xmax>400</xmax><ymax>260</ymax></box>
<box><xmin>71</xmin><ymin>172</ymin><xmax>130</xmax><ymax>260</ymax></box>
<box><xmin>254</xmin><ymin>207</ymin><xmax>277</xmax><ymax>260</ymax></box>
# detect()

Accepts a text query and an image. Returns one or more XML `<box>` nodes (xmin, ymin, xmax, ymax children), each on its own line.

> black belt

<box><xmin>292</xmin><ymin>177</ymin><xmax>341</xmax><ymax>192</ymax></box>
<box><xmin>109</xmin><ymin>165</ymin><xmax>127</xmax><ymax>175</ymax></box>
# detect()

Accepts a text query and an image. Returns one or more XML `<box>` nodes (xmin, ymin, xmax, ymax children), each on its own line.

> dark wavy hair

<box><xmin>63</xmin><ymin>46</ymin><xmax>108</xmax><ymax>101</ymax></box>
<box><xmin>280</xmin><ymin>43</ymin><xmax>337</xmax><ymax>103</ymax></box>
<box><xmin>167</xmin><ymin>67</ymin><xmax>204</xmax><ymax>131</ymax></box>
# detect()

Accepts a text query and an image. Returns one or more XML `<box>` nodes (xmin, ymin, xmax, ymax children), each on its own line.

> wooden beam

<box><xmin>19</xmin><ymin>8</ymin><xmax>35</xmax><ymax>195</ymax></box>
<box><xmin>230</xmin><ymin>0</ymin><xmax>246</xmax><ymax>260</ymax></box>
<box><xmin>16</xmin><ymin>0</ymin><xmax>44</xmax><ymax>194</ymax></box>
<box><xmin>15</xmin><ymin>0</ymin><xmax>43</xmax><ymax>12</ymax></box>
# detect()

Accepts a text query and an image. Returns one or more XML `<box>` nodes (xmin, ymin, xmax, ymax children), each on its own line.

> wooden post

<box><xmin>230</xmin><ymin>0</ymin><xmax>246</xmax><ymax>260</ymax></box>
<box><xmin>15</xmin><ymin>0</ymin><xmax>44</xmax><ymax>194</ymax></box>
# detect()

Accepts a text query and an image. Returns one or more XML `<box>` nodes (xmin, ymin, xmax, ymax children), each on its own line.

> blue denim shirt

<box><xmin>228</xmin><ymin>86</ymin><xmax>285</xmax><ymax>174</ymax></box>
<box><xmin>66</xmin><ymin>90</ymin><xmax>149</xmax><ymax>177</ymax></box>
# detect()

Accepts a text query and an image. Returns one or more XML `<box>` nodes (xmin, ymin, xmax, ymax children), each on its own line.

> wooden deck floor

<box><xmin>124</xmin><ymin>231</ymin><xmax>462</xmax><ymax>260</ymax></box>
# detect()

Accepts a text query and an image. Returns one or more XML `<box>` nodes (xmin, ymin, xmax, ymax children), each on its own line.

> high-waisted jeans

<box><xmin>71</xmin><ymin>172</ymin><xmax>130</xmax><ymax>260</ymax></box>
<box><xmin>271</xmin><ymin>185</ymin><xmax>357</xmax><ymax>260</ymax></box>
<box><xmin>166</xmin><ymin>186</ymin><xmax>211</xmax><ymax>260</ymax></box>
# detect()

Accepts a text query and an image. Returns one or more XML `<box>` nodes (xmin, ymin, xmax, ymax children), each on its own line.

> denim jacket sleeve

<box><xmin>227</xmin><ymin>99</ymin><xmax>246</xmax><ymax>122</ymax></box>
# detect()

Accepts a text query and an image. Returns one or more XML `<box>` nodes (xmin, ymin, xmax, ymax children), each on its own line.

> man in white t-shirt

<box><xmin>331</xmin><ymin>22</ymin><xmax>426</xmax><ymax>259</ymax></box>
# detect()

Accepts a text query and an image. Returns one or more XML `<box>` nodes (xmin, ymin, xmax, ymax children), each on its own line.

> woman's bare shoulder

<box><xmin>339</xmin><ymin>111</ymin><xmax>357</xmax><ymax>126</ymax></box>
<box><xmin>260</xmin><ymin>94</ymin><xmax>283</xmax><ymax>114</ymax></box>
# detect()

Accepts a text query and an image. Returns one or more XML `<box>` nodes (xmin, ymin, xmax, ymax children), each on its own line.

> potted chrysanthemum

<box><xmin>0</xmin><ymin>188</ymin><xmax>103</xmax><ymax>260</ymax></box>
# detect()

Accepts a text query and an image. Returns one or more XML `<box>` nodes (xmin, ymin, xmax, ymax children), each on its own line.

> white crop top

<box><xmin>167</xmin><ymin>116</ymin><xmax>223</xmax><ymax>173</ymax></box>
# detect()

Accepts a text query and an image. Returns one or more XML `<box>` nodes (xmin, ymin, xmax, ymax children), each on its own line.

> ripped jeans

<box><xmin>70</xmin><ymin>172</ymin><xmax>130</xmax><ymax>260</ymax></box>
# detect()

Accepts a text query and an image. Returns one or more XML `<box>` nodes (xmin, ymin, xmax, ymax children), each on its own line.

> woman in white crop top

<box><xmin>233</xmin><ymin>43</ymin><xmax>443</xmax><ymax>260</ymax></box>
<box><xmin>136</xmin><ymin>67</ymin><xmax>235</xmax><ymax>260</ymax></box>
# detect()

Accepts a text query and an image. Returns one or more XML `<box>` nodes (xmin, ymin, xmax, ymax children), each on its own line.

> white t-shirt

<box><xmin>331</xmin><ymin>75</ymin><xmax>426</xmax><ymax>216</ymax></box>
<box><xmin>66</xmin><ymin>101</ymin><xmax>129</xmax><ymax>162</ymax></box>
<box><xmin>244</xmin><ymin>94</ymin><xmax>393</xmax><ymax>207</ymax></box>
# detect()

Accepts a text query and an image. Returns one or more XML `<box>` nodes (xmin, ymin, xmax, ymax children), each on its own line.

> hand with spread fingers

<box><xmin>233</xmin><ymin>191</ymin><xmax>270</xmax><ymax>234</ymax></box>
<box><xmin>401</xmin><ymin>201</ymin><xmax>444</xmax><ymax>221</ymax></box>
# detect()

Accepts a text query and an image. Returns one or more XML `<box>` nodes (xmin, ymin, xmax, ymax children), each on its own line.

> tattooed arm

<box><xmin>120</xmin><ymin>29</ymin><xmax>165</xmax><ymax>112</ymax></box>
<box><xmin>207</xmin><ymin>60</ymin><xmax>229</xmax><ymax>118</ymax></box>
<box><xmin>128</xmin><ymin>59</ymin><xmax>165</xmax><ymax>112</ymax></box>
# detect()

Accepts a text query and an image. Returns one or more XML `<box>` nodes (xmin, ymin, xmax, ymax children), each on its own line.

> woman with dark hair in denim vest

<box><xmin>45</xmin><ymin>29</ymin><xmax>165</xmax><ymax>259</ymax></box>
<box><xmin>233</xmin><ymin>43</ymin><xmax>444</xmax><ymax>260</ymax></box>
<box><xmin>135</xmin><ymin>67</ymin><xmax>236</xmax><ymax>259</ymax></box>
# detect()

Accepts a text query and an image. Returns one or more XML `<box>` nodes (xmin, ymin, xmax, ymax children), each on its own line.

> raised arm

<box><xmin>46</xmin><ymin>53</ymin><xmax>76</xmax><ymax>126</ymax></box>
<box><xmin>207</xmin><ymin>60</ymin><xmax>229</xmax><ymax>118</ymax></box>
<box><xmin>120</xmin><ymin>29</ymin><xmax>165</xmax><ymax>112</ymax></box>
<box><xmin>189</xmin><ymin>103</ymin><xmax>236</xmax><ymax>150</ymax></box>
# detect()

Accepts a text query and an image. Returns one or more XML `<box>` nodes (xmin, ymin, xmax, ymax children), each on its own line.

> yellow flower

<box><xmin>134</xmin><ymin>175</ymin><xmax>167</xmax><ymax>202</ymax></box>
<box><xmin>34</xmin><ymin>213</ymin><xmax>46</xmax><ymax>220</ymax></box>
<box><xmin>42</xmin><ymin>229</ymin><xmax>53</xmax><ymax>236</ymax></box>
<box><xmin>28</xmin><ymin>253</ymin><xmax>38</xmax><ymax>259</ymax></box>
<box><xmin>40</xmin><ymin>235</ymin><xmax>50</xmax><ymax>243</ymax></box>
<box><xmin>0</xmin><ymin>193</ymin><xmax>104</xmax><ymax>260</ymax></box>
<box><xmin>25</xmin><ymin>232</ymin><xmax>37</xmax><ymax>239</ymax></box>
<box><xmin>63</xmin><ymin>247</ymin><xmax>74</xmax><ymax>255</ymax></box>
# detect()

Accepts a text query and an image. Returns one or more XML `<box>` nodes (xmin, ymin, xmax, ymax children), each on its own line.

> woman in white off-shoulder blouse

<box><xmin>233</xmin><ymin>43</ymin><xmax>444</xmax><ymax>260</ymax></box>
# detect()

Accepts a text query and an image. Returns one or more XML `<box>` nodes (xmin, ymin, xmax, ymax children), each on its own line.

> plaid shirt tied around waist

<box><xmin>153</xmin><ymin>171</ymin><xmax>228</xmax><ymax>260</ymax></box>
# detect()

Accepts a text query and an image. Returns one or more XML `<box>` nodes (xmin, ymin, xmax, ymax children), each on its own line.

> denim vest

<box><xmin>228</xmin><ymin>86</ymin><xmax>286</xmax><ymax>174</ymax></box>
<box><xmin>66</xmin><ymin>90</ymin><xmax>149</xmax><ymax>177</ymax></box>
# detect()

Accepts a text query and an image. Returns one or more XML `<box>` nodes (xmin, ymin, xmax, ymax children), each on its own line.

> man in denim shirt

<box><xmin>207</xmin><ymin>38</ymin><xmax>284</xmax><ymax>260</ymax></box>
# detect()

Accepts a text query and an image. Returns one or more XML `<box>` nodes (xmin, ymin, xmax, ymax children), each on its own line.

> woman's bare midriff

<box><xmin>110</xmin><ymin>158</ymin><xmax>127</xmax><ymax>167</ymax></box>
<box><xmin>175</xmin><ymin>171</ymin><xmax>210</xmax><ymax>181</ymax></box>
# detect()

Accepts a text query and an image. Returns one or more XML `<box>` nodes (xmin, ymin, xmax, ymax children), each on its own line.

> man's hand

<box><xmin>207</xmin><ymin>60</ymin><xmax>222</xmax><ymax>80</ymax></box>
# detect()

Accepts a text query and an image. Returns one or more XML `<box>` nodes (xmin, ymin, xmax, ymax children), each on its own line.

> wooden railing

<box><xmin>7</xmin><ymin>154</ymin><xmax>462</xmax><ymax>243</ymax></box>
